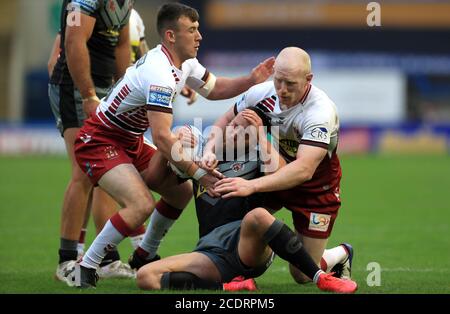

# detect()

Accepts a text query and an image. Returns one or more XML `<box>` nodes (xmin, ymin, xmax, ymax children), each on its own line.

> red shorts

<box><xmin>265</xmin><ymin>185</ymin><xmax>341</xmax><ymax>239</ymax></box>
<box><xmin>74</xmin><ymin>120</ymin><xmax>156</xmax><ymax>186</ymax></box>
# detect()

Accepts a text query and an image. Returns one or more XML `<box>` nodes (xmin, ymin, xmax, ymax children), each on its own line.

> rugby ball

<box><xmin>169</xmin><ymin>125</ymin><xmax>204</xmax><ymax>179</ymax></box>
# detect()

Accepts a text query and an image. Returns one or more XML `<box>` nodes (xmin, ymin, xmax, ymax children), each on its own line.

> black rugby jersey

<box><xmin>50</xmin><ymin>0</ymin><xmax>132</xmax><ymax>88</ymax></box>
<box><xmin>193</xmin><ymin>153</ymin><xmax>264</xmax><ymax>238</ymax></box>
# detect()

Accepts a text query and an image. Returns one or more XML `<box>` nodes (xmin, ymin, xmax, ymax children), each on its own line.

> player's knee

<box><xmin>136</xmin><ymin>268</ymin><xmax>160</xmax><ymax>290</ymax></box>
<box><xmin>132</xmin><ymin>194</ymin><xmax>155</xmax><ymax>217</ymax></box>
<box><xmin>243</xmin><ymin>207</ymin><xmax>271</xmax><ymax>233</ymax></box>
<box><xmin>71</xmin><ymin>168</ymin><xmax>91</xmax><ymax>186</ymax></box>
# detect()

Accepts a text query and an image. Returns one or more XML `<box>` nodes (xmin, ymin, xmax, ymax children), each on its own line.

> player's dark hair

<box><xmin>157</xmin><ymin>3</ymin><xmax>199</xmax><ymax>37</ymax></box>
<box><xmin>247</xmin><ymin>106</ymin><xmax>272</xmax><ymax>134</ymax></box>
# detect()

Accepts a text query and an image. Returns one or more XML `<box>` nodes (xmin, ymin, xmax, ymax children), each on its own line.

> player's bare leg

<box><xmin>289</xmin><ymin>234</ymin><xmax>328</xmax><ymax>284</ymax></box>
<box><xmin>91</xmin><ymin>188</ymin><xmax>117</xmax><ymax>235</ymax></box>
<box><xmin>89</xmin><ymin>188</ymin><xmax>136</xmax><ymax>279</ymax></box>
<box><xmin>56</xmin><ymin>128</ymin><xmax>92</xmax><ymax>284</ymax></box>
<box><xmin>240</xmin><ymin>208</ymin><xmax>357</xmax><ymax>293</ymax></box>
<box><xmin>289</xmin><ymin>234</ymin><xmax>353</xmax><ymax>283</ymax></box>
<box><xmin>129</xmin><ymin>152</ymin><xmax>193</xmax><ymax>269</ymax></box>
<box><xmin>136</xmin><ymin>252</ymin><xmax>221</xmax><ymax>290</ymax></box>
<box><xmin>70</xmin><ymin>164</ymin><xmax>156</xmax><ymax>288</ymax></box>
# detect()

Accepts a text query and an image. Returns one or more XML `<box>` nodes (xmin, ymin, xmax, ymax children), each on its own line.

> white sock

<box><xmin>77</xmin><ymin>243</ymin><xmax>85</xmax><ymax>257</ymax></box>
<box><xmin>129</xmin><ymin>234</ymin><xmax>144</xmax><ymax>250</ymax></box>
<box><xmin>139</xmin><ymin>209</ymin><xmax>175</xmax><ymax>259</ymax></box>
<box><xmin>313</xmin><ymin>270</ymin><xmax>325</xmax><ymax>283</ymax></box>
<box><xmin>321</xmin><ymin>245</ymin><xmax>348</xmax><ymax>272</ymax></box>
<box><xmin>81</xmin><ymin>220</ymin><xmax>125</xmax><ymax>269</ymax></box>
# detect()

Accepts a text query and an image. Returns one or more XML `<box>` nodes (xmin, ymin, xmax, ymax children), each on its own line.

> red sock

<box><xmin>78</xmin><ymin>228</ymin><xmax>87</xmax><ymax>244</ymax></box>
<box><xmin>320</xmin><ymin>257</ymin><xmax>328</xmax><ymax>271</ymax></box>
<box><xmin>110</xmin><ymin>213</ymin><xmax>134</xmax><ymax>237</ymax></box>
<box><xmin>155</xmin><ymin>199</ymin><xmax>183</xmax><ymax>220</ymax></box>
<box><xmin>129</xmin><ymin>225</ymin><xmax>146</xmax><ymax>237</ymax></box>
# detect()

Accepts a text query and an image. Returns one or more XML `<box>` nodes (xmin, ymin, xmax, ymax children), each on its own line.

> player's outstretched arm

<box><xmin>148</xmin><ymin>111</ymin><xmax>222</xmax><ymax>196</ymax></box>
<box><xmin>215</xmin><ymin>144</ymin><xmax>326</xmax><ymax>198</ymax></box>
<box><xmin>206</xmin><ymin>57</ymin><xmax>275</xmax><ymax>100</ymax></box>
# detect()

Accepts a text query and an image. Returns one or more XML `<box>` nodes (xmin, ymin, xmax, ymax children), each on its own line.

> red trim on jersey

<box><xmin>300</xmin><ymin>83</ymin><xmax>311</xmax><ymax>104</ymax></box>
<box><xmin>201</xmin><ymin>70</ymin><xmax>210</xmax><ymax>82</ymax></box>
<box><xmin>161</xmin><ymin>44</ymin><xmax>174</xmax><ymax>66</ymax></box>
<box><xmin>262</xmin><ymin>99</ymin><xmax>274</xmax><ymax>111</ymax></box>
<box><xmin>300</xmin><ymin>139</ymin><xmax>329</xmax><ymax>149</ymax></box>
<box><xmin>97</xmin><ymin>110</ymin><xmax>115</xmax><ymax>129</ymax></box>
<box><xmin>147</xmin><ymin>106</ymin><xmax>173</xmax><ymax>114</ymax></box>
<box><xmin>266</xmin><ymin>97</ymin><xmax>276</xmax><ymax>107</ymax></box>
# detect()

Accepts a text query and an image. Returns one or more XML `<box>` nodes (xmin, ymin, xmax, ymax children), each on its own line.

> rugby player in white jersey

<box><xmin>135</xmin><ymin>113</ymin><xmax>357</xmax><ymax>293</ymax></box>
<box><xmin>213</xmin><ymin>47</ymin><xmax>355</xmax><ymax>284</ymax></box>
<box><xmin>48</xmin><ymin>7</ymin><xmax>200</xmax><ymax>281</ymax></box>
<box><xmin>63</xmin><ymin>2</ymin><xmax>274</xmax><ymax>288</ymax></box>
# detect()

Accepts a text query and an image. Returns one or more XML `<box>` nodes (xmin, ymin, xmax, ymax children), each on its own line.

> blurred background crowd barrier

<box><xmin>1</xmin><ymin>0</ymin><xmax>449</xmax><ymax>155</ymax></box>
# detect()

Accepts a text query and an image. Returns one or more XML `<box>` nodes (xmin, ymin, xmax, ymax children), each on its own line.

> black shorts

<box><xmin>48</xmin><ymin>84</ymin><xmax>111</xmax><ymax>136</ymax></box>
<box><xmin>194</xmin><ymin>220</ymin><xmax>275</xmax><ymax>283</ymax></box>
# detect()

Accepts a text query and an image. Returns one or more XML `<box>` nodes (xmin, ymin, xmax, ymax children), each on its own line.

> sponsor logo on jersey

<box><xmin>308</xmin><ymin>213</ymin><xmax>331</xmax><ymax>232</ymax></box>
<box><xmin>311</xmin><ymin>127</ymin><xmax>329</xmax><ymax>140</ymax></box>
<box><xmin>149</xmin><ymin>85</ymin><xmax>173</xmax><ymax>107</ymax></box>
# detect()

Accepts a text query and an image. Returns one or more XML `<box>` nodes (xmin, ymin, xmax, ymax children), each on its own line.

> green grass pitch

<box><xmin>0</xmin><ymin>155</ymin><xmax>449</xmax><ymax>294</ymax></box>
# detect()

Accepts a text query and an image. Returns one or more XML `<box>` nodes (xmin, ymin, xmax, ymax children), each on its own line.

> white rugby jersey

<box><xmin>130</xmin><ymin>9</ymin><xmax>145</xmax><ymax>43</ymax></box>
<box><xmin>235</xmin><ymin>81</ymin><xmax>340</xmax><ymax>162</ymax></box>
<box><xmin>129</xmin><ymin>9</ymin><xmax>145</xmax><ymax>63</ymax></box>
<box><xmin>96</xmin><ymin>44</ymin><xmax>210</xmax><ymax>139</ymax></box>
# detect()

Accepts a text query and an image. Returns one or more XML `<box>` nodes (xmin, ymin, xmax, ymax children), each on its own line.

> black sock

<box><xmin>59</xmin><ymin>238</ymin><xmax>78</xmax><ymax>263</ymax></box>
<box><xmin>263</xmin><ymin>220</ymin><xmax>321</xmax><ymax>281</ymax></box>
<box><xmin>100</xmin><ymin>250</ymin><xmax>120</xmax><ymax>267</ymax></box>
<box><xmin>160</xmin><ymin>272</ymin><xmax>223</xmax><ymax>290</ymax></box>
<box><xmin>58</xmin><ymin>249</ymin><xmax>78</xmax><ymax>264</ymax></box>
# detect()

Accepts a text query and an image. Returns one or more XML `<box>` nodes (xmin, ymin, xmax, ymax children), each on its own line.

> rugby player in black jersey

<box><xmin>134</xmin><ymin>108</ymin><xmax>357</xmax><ymax>293</ymax></box>
<box><xmin>49</xmin><ymin>0</ymin><xmax>138</xmax><ymax>282</ymax></box>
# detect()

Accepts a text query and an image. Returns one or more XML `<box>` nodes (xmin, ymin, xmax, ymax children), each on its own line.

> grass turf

<box><xmin>0</xmin><ymin>155</ymin><xmax>449</xmax><ymax>294</ymax></box>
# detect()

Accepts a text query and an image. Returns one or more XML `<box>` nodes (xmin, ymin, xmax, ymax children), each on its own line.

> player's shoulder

<box><xmin>305</xmin><ymin>85</ymin><xmax>337</xmax><ymax>112</ymax></box>
<box><xmin>71</xmin><ymin>0</ymin><xmax>102</xmax><ymax>12</ymax></box>
<box><xmin>248</xmin><ymin>81</ymin><xmax>274</xmax><ymax>96</ymax></box>
<box><xmin>181</xmin><ymin>58</ymin><xmax>203</xmax><ymax>71</ymax></box>
<box><xmin>130</xmin><ymin>8</ymin><xmax>144</xmax><ymax>27</ymax></box>
<box><xmin>136</xmin><ymin>46</ymin><xmax>174</xmax><ymax>82</ymax></box>
<box><xmin>302</xmin><ymin>85</ymin><xmax>338</xmax><ymax>124</ymax></box>
<box><xmin>245</xmin><ymin>81</ymin><xmax>276</xmax><ymax>102</ymax></box>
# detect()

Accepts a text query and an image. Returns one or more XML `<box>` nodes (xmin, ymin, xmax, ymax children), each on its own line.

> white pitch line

<box><xmin>270</xmin><ymin>266</ymin><xmax>449</xmax><ymax>273</ymax></box>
